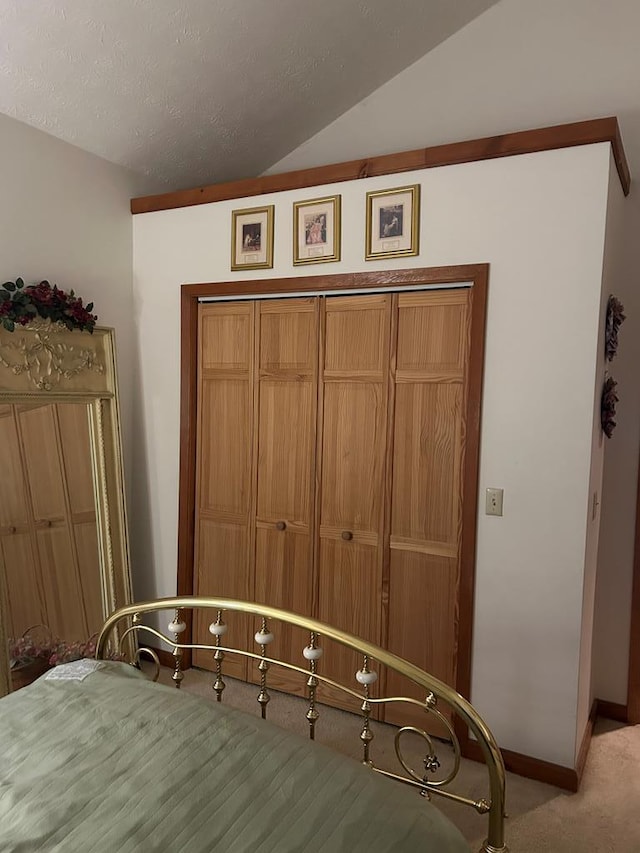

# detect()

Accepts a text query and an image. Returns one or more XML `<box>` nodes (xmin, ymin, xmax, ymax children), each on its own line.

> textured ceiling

<box><xmin>0</xmin><ymin>0</ymin><xmax>498</xmax><ymax>190</ymax></box>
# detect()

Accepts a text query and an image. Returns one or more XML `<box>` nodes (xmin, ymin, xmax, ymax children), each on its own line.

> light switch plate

<box><xmin>486</xmin><ymin>488</ymin><xmax>504</xmax><ymax>517</ymax></box>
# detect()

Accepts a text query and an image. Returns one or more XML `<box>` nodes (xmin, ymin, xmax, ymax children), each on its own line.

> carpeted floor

<box><xmin>153</xmin><ymin>666</ymin><xmax>640</xmax><ymax>851</ymax></box>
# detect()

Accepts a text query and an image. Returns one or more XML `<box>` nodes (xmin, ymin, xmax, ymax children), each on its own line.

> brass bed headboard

<box><xmin>96</xmin><ymin>596</ymin><xmax>508</xmax><ymax>853</ymax></box>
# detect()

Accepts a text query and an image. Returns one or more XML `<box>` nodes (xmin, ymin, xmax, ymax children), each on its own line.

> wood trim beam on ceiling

<box><xmin>131</xmin><ymin>117</ymin><xmax>630</xmax><ymax>215</ymax></box>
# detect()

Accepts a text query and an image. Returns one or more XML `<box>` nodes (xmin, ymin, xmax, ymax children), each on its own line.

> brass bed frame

<box><xmin>96</xmin><ymin>596</ymin><xmax>508</xmax><ymax>853</ymax></box>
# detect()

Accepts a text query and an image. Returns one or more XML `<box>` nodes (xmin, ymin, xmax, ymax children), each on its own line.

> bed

<box><xmin>0</xmin><ymin>596</ymin><xmax>508</xmax><ymax>852</ymax></box>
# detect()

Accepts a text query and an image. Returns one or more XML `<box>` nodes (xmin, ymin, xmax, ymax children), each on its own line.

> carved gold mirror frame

<box><xmin>0</xmin><ymin>321</ymin><xmax>133</xmax><ymax>696</ymax></box>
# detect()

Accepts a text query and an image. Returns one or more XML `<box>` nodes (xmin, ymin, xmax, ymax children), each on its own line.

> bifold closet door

<box><xmin>316</xmin><ymin>294</ymin><xmax>391</xmax><ymax>710</ymax></box>
<box><xmin>252</xmin><ymin>298</ymin><xmax>318</xmax><ymax>696</ymax></box>
<box><xmin>384</xmin><ymin>289</ymin><xmax>472</xmax><ymax>727</ymax></box>
<box><xmin>193</xmin><ymin>302</ymin><xmax>254</xmax><ymax>679</ymax></box>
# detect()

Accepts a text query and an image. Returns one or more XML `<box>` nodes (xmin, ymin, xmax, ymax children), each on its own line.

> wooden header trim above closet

<box><xmin>132</xmin><ymin>116</ymin><xmax>630</xmax><ymax>214</ymax></box>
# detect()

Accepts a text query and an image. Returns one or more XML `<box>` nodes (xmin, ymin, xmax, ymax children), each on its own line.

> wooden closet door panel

<box><xmin>320</xmin><ymin>382</ymin><xmax>385</xmax><ymax>532</ymax></box>
<box><xmin>324</xmin><ymin>294</ymin><xmax>388</xmax><ymax>375</ymax></box>
<box><xmin>0</xmin><ymin>409</ymin><xmax>29</xmax><ymax>528</ymax></box>
<box><xmin>199</xmin><ymin>378</ymin><xmax>252</xmax><ymax>517</ymax></box>
<box><xmin>1</xmin><ymin>534</ymin><xmax>45</xmax><ymax>638</ymax></box>
<box><xmin>73</xmin><ymin>522</ymin><xmax>104</xmax><ymax>635</ymax></box>
<box><xmin>56</xmin><ymin>403</ymin><xmax>103</xmax><ymax>636</ymax></box>
<box><xmin>317</xmin><ymin>295</ymin><xmax>390</xmax><ymax>711</ymax></box>
<box><xmin>317</xmin><ymin>538</ymin><xmax>381</xmax><ymax>712</ymax></box>
<box><xmin>193</xmin><ymin>519</ymin><xmax>250</xmax><ymax>677</ymax></box>
<box><xmin>194</xmin><ymin>302</ymin><xmax>255</xmax><ymax>680</ymax></box>
<box><xmin>37</xmin><ymin>527</ymin><xmax>87</xmax><ymax>640</ymax></box>
<box><xmin>57</xmin><ymin>403</ymin><xmax>95</xmax><ymax>516</ymax></box>
<box><xmin>387</xmin><ymin>552</ymin><xmax>456</xmax><ymax>687</ymax></box>
<box><xmin>18</xmin><ymin>406</ymin><xmax>66</xmax><ymax>522</ymax></box>
<box><xmin>391</xmin><ymin>383</ymin><xmax>463</xmax><ymax>550</ymax></box>
<box><xmin>254</xmin><ymin>527</ymin><xmax>311</xmax><ymax>696</ymax></box>
<box><xmin>256</xmin><ymin>380</ymin><xmax>314</xmax><ymax>522</ymax></box>
<box><xmin>253</xmin><ymin>298</ymin><xmax>317</xmax><ymax>696</ymax></box>
<box><xmin>385</xmin><ymin>290</ymin><xmax>471</xmax><ymax>727</ymax></box>
<box><xmin>260</xmin><ymin>301</ymin><xmax>317</xmax><ymax>371</ymax></box>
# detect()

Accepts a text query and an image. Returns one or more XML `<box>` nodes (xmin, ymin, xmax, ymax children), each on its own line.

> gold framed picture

<box><xmin>365</xmin><ymin>185</ymin><xmax>420</xmax><ymax>260</ymax></box>
<box><xmin>293</xmin><ymin>195</ymin><xmax>341</xmax><ymax>265</ymax></box>
<box><xmin>231</xmin><ymin>205</ymin><xmax>274</xmax><ymax>270</ymax></box>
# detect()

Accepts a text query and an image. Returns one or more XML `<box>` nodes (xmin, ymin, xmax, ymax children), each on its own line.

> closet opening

<box><xmin>177</xmin><ymin>264</ymin><xmax>488</xmax><ymax>747</ymax></box>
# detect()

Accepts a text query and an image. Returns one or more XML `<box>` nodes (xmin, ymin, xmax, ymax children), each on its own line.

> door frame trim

<box><xmin>178</xmin><ymin>264</ymin><xmax>489</xmax><ymax>712</ymax></box>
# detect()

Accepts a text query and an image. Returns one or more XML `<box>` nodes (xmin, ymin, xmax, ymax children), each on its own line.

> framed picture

<box><xmin>293</xmin><ymin>195</ymin><xmax>341</xmax><ymax>265</ymax></box>
<box><xmin>365</xmin><ymin>184</ymin><xmax>420</xmax><ymax>260</ymax></box>
<box><xmin>231</xmin><ymin>205</ymin><xmax>274</xmax><ymax>270</ymax></box>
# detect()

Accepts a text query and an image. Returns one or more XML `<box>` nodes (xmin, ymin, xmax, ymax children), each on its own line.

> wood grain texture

<box><xmin>385</xmin><ymin>290</ymin><xmax>470</xmax><ymax>728</ymax></box>
<box><xmin>254</xmin><ymin>527</ymin><xmax>312</xmax><ymax>697</ymax></box>
<box><xmin>192</xmin><ymin>303</ymin><xmax>255</xmax><ymax>680</ymax></box>
<box><xmin>19</xmin><ymin>406</ymin><xmax>67</xmax><ymax>522</ymax></box>
<box><xmin>132</xmin><ymin>117</ymin><xmax>630</xmax><ymax>213</ymax></box>
<box><xmin>193</xmin><ymin>518</ymin><xmax>250</xmax><ymax>679</ymax></box>
<box><xmin>251</xmin><ymin>299</ymin><xmax>318</xmax><ymax>696</ymax></box>
<box><xmin>316</xmin><ymin>295</ymin><xmax>390</xmax><ymax>712</ymax></box>
<box><xmin>1</xmin><ymin>533</ymin><xmax>44</xmax><ymax>638</ymax></box>
<box><xmin>317</xmin><ymin>538</ymin><xmax>382</xmax><ymax>714</ymax></box>
<box><xmin>0</xmin><ymin>408</ymin><xmax>29</xmax><ymax>528</ymax></box>
<box><xmin>182</xmin><ymin>265</ymin><xmax>487</xmax><ymax>301</ymax></box>
<box><xmin>387</xmin><ymin>289</ymin><xmax>470</xmax><ymax>700</ymax></box>
<box><xmin>0</xmin><ymin>402</ymin><xmax>102</xmax><ymax>643</ymax></box>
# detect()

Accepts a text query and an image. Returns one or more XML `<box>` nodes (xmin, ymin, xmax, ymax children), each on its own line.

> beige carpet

<box><xmin>152</xmin><ymin>666</ymin><xmax>640</xmax><ymax>851</ymax></box>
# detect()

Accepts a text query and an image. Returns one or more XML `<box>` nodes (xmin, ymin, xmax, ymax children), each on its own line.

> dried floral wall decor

<box><xmin>0</xmin><ymin>278</ymin><xmax>97</xmax><ymax>333</ymax></box>
<box><xmin>605</xmin><ymin>295</ymin><xmax>625</xmax><ymax>362</ymax></box>
<box><xmin>601</xmin><ymin>374</ymin><xmax>619</xmax><ymax>438</ymax></box>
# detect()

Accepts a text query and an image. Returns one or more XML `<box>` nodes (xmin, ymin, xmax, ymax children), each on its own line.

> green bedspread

<box><xmin>0</xmin><ymin>662</ymin><xmax>469</xmax><ymax>852</ymax></box>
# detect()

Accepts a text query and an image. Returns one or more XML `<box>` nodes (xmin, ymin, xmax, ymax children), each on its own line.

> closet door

<box><xmin>385</xmin><ymin>289</ymin><xmax>471</xmax><ymax>726</ymax></box>
<box><xmin>193</xmin><ymin>302</ymin><xmax>254</xmax><ymax>679</ymax></box>
<box><xmin>317</xmin><ymin>294</ymin><xmax>391</xmax><ymax>710</ymax></box>
<box><xmin>253</xmin><ymin>298</ymin><xmax>318</xmax><ymax>696</ymax></box>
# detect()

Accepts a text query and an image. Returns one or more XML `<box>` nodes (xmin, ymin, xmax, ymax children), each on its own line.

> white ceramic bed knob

<box><xmin>209</xmin><ymin>621</ymin><xmax>228</xmax><ymax>636</ymax></box>
<box><xmin>168</xmin><ymin>620</ymin><xmax>186</xmax><ymax>634</ymax></box>
<box><xmin>255</xmin><ymin>630</ymin><xmax>274</xmax><ymax>645</ymax></box>
<box><xmin>356</xmin><ymin>669</ymin><xmax>378</xmax><ymax>685</ymax></box>
<box><xmin>303</xmin><ymin>645</ymin><xmax>323</xmax><ymax>661</ymax></box>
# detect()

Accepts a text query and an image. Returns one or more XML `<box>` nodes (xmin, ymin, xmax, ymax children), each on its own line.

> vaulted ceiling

<box><xmin>0</xmin><ymin>0</ymin><xmax>499</xmax><ymax>191</ymax></box>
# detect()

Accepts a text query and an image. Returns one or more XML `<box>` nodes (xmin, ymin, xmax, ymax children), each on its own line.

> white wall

<box><xmin>266</xmin><ymin>0</ymin><xmax>640</xmax><ymax>178</ymax></box>
<box><xmin>132</xmin><ymin>142</ymin><xmax>610</xmax><ymax>766</ymax></box>
<box><xmin>0</xmin><ymin>113</ymin><xmax>146</xmax><ymax>477</ymax></box>
<box><xmin>592</xmin><ymin>159</ymin><xmax>640</xmax><ymax>706</ymax></box>
<box><xmin>574</xmin><ymin>158</ymin><xmax>619</xmax><ymax>760</ymax></box>
<box><xmin>265</xmin><ymin>0</ymin><xmax>640</xmax><ymax>722</ymax></box>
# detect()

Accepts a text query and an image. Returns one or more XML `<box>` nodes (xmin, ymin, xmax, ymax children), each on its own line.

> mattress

<box><xmin>0</xmin><ymin>662</ymin><xmax>469</xmax><ymax>852</ymax></box>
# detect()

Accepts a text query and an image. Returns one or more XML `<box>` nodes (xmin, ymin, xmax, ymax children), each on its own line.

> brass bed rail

<box><xmin>96</xmin><ymin>596</ymin><xmax>508</xmax><ymax>853</ymax></box>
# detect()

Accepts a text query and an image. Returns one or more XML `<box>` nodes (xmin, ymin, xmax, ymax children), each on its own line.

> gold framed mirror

<box><xmin>0</xmin><ymin>320</ymin><xmax>132</xmax><ymax>696</ymax></box>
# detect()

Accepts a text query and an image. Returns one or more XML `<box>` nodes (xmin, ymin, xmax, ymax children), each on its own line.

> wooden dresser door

<box><xmin>316</xmin><ymin>294</ymin><xmax>391</xmax><ymax>710</ymax></box>
<box><xmin>385</xmin><ymin>289</ymin><xmax>472</xmax><ymax>725</ymax></box>
<box><xmin>253</xmin><ymin>298</ymin><xmax>319</xmax><ymax>696</ymax></box>
<box><xmin>56</xmin><ymin>403</ymin><xmax>103</xmax><ymax>637</ymax></box>
<box><xmin>193</xmin><ymin>302</ymin><xmax>255</xmax><ymax>678</ymax></box>
<box><xmin>0</xmin><ymin>404</ymin><xmax>45</xmax><ymax>638</ymax></box>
